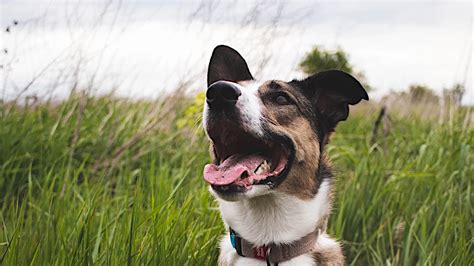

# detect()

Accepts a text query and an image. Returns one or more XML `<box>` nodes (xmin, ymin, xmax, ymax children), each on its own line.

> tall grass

<box><xmin>0</xmin><ymin>93</ymin><xmax>472</xmax><ymax>265</ymax></box>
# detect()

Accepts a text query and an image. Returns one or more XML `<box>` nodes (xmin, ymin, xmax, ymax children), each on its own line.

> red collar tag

<box><xmin>253</xmin><ymin>246</ymin><xmax>268</xmax><ymax>260</ymax></box>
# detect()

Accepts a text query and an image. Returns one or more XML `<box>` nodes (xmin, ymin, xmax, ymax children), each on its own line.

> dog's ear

<box><xmin>293</xmin><ymin>70</ymin><xmax>368</xmax><ymax>133</ymax></box>
<box><xmin>207</xmin><ymin>45</ymin><xmax>253</xmax><ymax>86</ymax></box>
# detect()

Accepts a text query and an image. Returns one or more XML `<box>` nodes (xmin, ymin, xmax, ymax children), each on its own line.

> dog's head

<box><xmin>202</xmin><ymin>45</ymin><xmax>368</xmax><ymax>201</ymax></box>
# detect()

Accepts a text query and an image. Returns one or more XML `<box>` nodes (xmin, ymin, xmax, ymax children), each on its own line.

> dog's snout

<box><xmin>206</xmin><ymin>81</ymin><xmax>242</xmax><ymax>109</ymax></box>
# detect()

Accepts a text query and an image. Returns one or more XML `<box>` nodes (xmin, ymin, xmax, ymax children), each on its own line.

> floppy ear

<box><xmin>207</xmin><ymin>45</ymin><xmax>253</xmax><ymax>86</ymax></box>
<box><xmin>294</xmin><ymin>70</ymin><xmax>368</xmax><ymax>133</ymax></box>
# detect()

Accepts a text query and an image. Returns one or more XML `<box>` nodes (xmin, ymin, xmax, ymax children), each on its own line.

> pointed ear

<box><xmin>207</xmin><ymin>45</ymin><xmax>253</xmax><ymax>86</ymax></box>
<box><xmin>294</xmin><ymin>70</ymin><xmax>369</xmax><ymax>132</ymax></box>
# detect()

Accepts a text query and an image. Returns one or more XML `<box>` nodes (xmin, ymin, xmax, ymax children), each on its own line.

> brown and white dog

<box><xmin>202</xmin><ymin>45</ymin><xmax>368</xmax><ymax>265</ymax></box>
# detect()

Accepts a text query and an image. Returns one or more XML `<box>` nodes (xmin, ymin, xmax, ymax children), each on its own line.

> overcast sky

<box><xmin>1</xmin><ymin>0</ymin><xmax>472</xmax><ymax>104</ymax></box>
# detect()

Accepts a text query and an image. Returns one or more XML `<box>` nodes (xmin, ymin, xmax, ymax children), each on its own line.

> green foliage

<box><xmin>407</xmin><ymin>84</ymin><xmax>440</xmax><ymax>103</ymax></box>
<box><xmin>383</xmin><ymin>83</ymin><xmax>467</xmax><ymax>106</ymax></box>
<box><xmin>443</xmin><ymin>83</ymin><xmax>466</xmax><ymax>105</ymax></box>
<box><xmin>0</xmin><ymin>95</ymin><xmax>472</xmax><ymax>265</ymax></box>
<box><xmin>299</xmin><ymin>46</ymin><xmax>372</xmax><ymax>91</ymax></box>
<box><xmin>299</xmin><ymin>46</ymin><xmax>354</xmax><ymax>75</ymax></box>
<box><xmin>176</xmin><ymin>92</ymin><xmax>205</xmax><ymax>135</ymax></box>
<box><xmin>383</xmin><ymin>84</ymin><xmax>441</xmax><ymax>105</ymax></box>
<box><xmin>328</xmin><ymin>107</ymin><xmax>473</xmax><ymax>265</ymax></box>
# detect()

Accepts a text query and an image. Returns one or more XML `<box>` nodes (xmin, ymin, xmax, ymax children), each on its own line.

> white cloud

<box><xmin>1</xmin><ymin>0</ymin><xmax>472</xmax><ymax>103</ymax></box>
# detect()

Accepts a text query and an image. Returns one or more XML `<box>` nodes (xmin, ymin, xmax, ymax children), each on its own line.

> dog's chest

<box><xmin>217</xmin><ymin>180</ymin><xmax>330</xmax><ymax>246</ymax></box>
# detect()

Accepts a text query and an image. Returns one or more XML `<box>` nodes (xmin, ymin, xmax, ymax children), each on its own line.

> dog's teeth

<box><xmin>263</xmin><ymin>160</ymin><xmax>270</xmax><ymax>170</ymax></box>
<box><xmin>265</xmin><ymin>160</ymin><xmax>271</xmax><ymax>170</ymax></box>
<box><xmin>255</xmin><ymin>160</ymin><xmax>270</xmax><ymax>175</ymax></box>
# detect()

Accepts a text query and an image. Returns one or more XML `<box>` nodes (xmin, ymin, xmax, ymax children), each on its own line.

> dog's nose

<box><xmin>206</xmin><ymin>81</ymin><xmax>241</xmax><ymax>109</ymax></box>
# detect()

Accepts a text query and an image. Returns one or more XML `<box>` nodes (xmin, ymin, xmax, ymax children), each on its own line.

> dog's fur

<box><xmin>202</xmin><ymin>45</ymin><xmax>368</xmax><ymax>265</ymax></box>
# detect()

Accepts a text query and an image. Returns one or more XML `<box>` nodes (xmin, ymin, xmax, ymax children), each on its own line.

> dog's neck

<box><xmin>217</xmin><ymin>179</ymin><xmax>332</xmax><ymax>247</ymax></box>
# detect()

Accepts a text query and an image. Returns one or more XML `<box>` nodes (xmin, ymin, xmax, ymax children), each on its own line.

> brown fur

<box><xmin>311</xmin><ymin>244</ymin><xmax>345</xmax><ymax>266</ymax></box>
<box><xmin>255</xmin><ymin>80</ymin><xmax>324</xmax><ymax>200</ymax></box>
<box><xmin>272</xmin><ymin>116</ymin><xmax>320</xmax><ymax>199</ymax></box>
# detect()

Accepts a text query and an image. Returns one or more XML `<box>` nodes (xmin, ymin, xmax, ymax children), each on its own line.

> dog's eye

<box><xmin>275</xmin><ymin>94</ymin><xmax>291</xmax><ymax>105</ymax></box>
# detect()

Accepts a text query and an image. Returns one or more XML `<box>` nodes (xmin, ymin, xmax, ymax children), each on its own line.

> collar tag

<box><xmin>254</xmin><ymin>246</ymin><xmax>268</xmax><ymax>260</ymax></box>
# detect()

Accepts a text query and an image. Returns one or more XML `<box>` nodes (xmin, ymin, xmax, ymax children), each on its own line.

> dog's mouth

<box><xmin>203</xmin><ymin>127</ymin><xmax>292</xmax><ymax>193</ymax></box>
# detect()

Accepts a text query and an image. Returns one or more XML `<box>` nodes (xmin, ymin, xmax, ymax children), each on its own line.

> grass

<box><xmin>0</xmin><ymin>92</ymin><xmax>472</xmax><ymax>265</ymax></box>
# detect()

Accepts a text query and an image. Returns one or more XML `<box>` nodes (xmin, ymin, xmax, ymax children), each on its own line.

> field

<box><xmin>0</xmin><ymin>92</ymin><xmax>472</xmax><ymax>265</ymax></box>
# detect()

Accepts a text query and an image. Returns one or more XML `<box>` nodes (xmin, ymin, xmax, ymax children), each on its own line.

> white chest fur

<box><xmin>216</xmin><ymin>180</ymin><xmax>332</xmax><ymax>265</ymax></box>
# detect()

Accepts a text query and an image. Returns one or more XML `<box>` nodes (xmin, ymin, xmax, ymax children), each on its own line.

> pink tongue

<box><xmin>203</xmin><ymin>154</ymin><xmax>266</xmax><ymax>186</ymax></box>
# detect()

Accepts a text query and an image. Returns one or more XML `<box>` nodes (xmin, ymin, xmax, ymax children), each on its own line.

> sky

<box><xmin>0</xmin><ymin>0</ymin><xmax>472</xmax><ymax>104</ymax></box>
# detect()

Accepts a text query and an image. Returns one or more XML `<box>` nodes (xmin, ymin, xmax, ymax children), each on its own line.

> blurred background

<box><xmin>1</xmin><ymin>0</ymin><xmax>472</xmax><ymax>103</ymax></box>
<box><xmin>0</xmin><ymin>1</ymin><xmax>472</xmax><ymax>265</ymax></box>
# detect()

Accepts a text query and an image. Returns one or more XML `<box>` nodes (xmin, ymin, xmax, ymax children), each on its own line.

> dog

<box><xmin>202</xmin><ymin>45</ymin><xmax>368</xmax><ymax>265</ymax></box>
